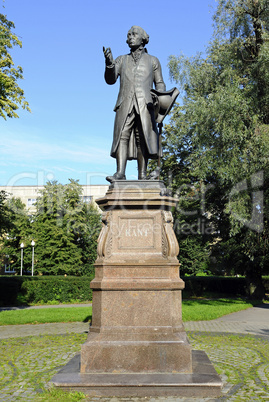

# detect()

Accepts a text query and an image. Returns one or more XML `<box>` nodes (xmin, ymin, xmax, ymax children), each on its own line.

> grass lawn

<box><xmin>0</xmin><ymin>298</ymin><xmax>260</xmax><ymax>325</ymax></box>
<box><xmin>182</xmin><ymin>298</ymin><xmax>260</xmax><ymax>321</ymax></box>
<box><xmin>0</xmin><ymin>306</ymin><xmax>92</xmax><ymax>325</ymax></box>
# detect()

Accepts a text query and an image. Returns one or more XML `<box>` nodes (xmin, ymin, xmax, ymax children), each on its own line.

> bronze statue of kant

<box><xmin>103</xmin><ymin>26</ymin><xmax>178</xmax><ymax>182</ymax></box>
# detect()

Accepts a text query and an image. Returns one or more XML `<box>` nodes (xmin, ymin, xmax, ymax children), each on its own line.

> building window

<box><xmin>82</xmin><ymin>196</ymin><xmax>92</xmax><ymax>203</ymax></box>
<box><xmin>4</xmin><ymin>256</ymin><xmax>15</xmax><ymax>273</ymax></box>
<box><xmin>27</xmin><ymin>198</ymin><xmax>36</xmax><ymax>207</ymax></box>
<box><xmin>5</xmin><ymin>264</ymin><xmax>15</xmax><ymax>273</ymax></box>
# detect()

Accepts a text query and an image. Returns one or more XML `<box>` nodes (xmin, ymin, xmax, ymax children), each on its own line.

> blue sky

<box><xmin>1</xmin><ymin>0</ymin><xmax>216</xmax><ymax>187</ymax></box>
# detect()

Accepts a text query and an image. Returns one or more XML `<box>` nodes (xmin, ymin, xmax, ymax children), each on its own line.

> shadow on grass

<box><xmin>83</xmin><ymin>315</ymin><xmax>92</xmax><ymax>323</ymax></box>
<box><xmin>0</xmin><ymin>305</ymin><xmax>30</xmax><ymax>311</ymax></box>
<box><xmin>182</xmin><ymin>298</ymin><xmax>262</xmax><ymax>307</ymax></box>
<box><xmin>254</xmin><ymin>303</ymin><xmax>269</xmax><ymax>309</ymax></box>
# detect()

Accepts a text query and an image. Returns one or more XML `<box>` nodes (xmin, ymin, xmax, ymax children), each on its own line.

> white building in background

<box><xmin>0</xmin><ymin>185</ymin><xmax>109</xmax><ymax>213</ymax></box>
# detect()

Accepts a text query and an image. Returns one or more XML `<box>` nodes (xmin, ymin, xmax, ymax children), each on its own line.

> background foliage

<box><xmin>0</xmin><ymin>13</ymin><xmax>30</xmax><ymax>119</ymax></box>
<box><xmin>0</xmin><ymin>180</ymin><xmax>102</xmax><ymax>276</ymax></box>
<box><xmin>0</xmin><ymin>276</ymin><xmax>94</xmax><ymax>306</ymax></box>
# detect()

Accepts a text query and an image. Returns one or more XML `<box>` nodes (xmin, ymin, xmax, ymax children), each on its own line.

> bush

<box><xmin>1</xmin><ymin>275</ymin><xmax>267</xmax><ymax>306</ymax></box>
<box><xmin>183</xmin><ymin>276</ymin><xmax>248</xmax><ymax>298</ymax></box>
<box><xmin>263</xmin><ymin>276</ymin><xmax>269</xmax><ymax>293</ymax></box>
<box><xmin>0</xmin><ymin>275</ymin><xmax>94</xmax><ymax>306</ymax></box>
<box><xmin>0</xmin><ymin>276</ymin><xmax>25</xmax><ymax>306</ymax></box>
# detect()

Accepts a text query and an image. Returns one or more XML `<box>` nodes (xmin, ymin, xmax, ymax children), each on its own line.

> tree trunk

<box><xmin>245</xmin><ymin>267</ymin><xmax>265</xmax><ymax>300</ymax></box>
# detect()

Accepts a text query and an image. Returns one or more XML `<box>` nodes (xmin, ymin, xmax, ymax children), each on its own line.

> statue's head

<box><xmin>126</xmin><ymin>26</ymin><xmax>149</xmax><ymax>49</ymax></box>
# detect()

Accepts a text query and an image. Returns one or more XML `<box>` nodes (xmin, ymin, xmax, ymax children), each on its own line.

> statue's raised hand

<box><xmin>103</xmin><ymin>46</ymin><xmax>113</xmax><ymax>66</ymax></box>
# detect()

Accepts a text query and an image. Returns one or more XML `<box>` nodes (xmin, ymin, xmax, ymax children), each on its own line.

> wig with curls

<box><xmin>126</xmin><ymin>26</ymin><xmax>149</xmax><ymax>47</ymax></box>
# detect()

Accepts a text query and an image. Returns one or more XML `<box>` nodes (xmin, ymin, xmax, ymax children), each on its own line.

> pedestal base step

<box><xmin>50</xmin><ymin>350</ymin><xmax>222</xmax><ymax>398</ymax></box>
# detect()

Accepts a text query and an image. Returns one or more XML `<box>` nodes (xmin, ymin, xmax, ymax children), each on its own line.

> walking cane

<box><xmin>157</xmin><ymin>122</ymin><xmax>163</xmax><ymax>180</ymax></box>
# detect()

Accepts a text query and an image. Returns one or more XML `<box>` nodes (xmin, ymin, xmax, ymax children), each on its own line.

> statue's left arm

<box><xmin>152</xmin><ymin>57</ymin><xmax>166</xmax><ymax>92</ymax></box>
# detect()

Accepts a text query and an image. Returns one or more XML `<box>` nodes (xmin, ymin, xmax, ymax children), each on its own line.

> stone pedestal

<box><xmin>51</xmin><ymin>181</ymin><xmax>222</xmax><ymax>397</ymax></box>
<box><xmin>81</xmin><ymin>181</ymin><xmax>191</xmax><ymax>374</ymax></box>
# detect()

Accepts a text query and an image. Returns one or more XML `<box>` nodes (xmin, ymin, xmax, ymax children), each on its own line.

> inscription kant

<box><xmin>117</xmin><ymin>217</ymin><xmax>158</xmax><ymax>249</ymax></box>
<box><xmin>125</xmin><ymin>222</ymin><xmax>150</xmax><ymax>237</ymax></box>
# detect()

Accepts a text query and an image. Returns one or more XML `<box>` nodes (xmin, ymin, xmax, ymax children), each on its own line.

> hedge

<box><xmin>183</xmin><ymin>276</ymin><xmax>248</xmax><ymax>297</ymax></box>
<box><xmin>0</xmin><ymin>275</ymin><xmax>268</xmax><ymax>306</ymax></box>
<box><xmin>0</xmin><ymin>276</ymin><xmax>94</xmax><ymax>306</ymax></box>
<box><xmin>0</xmin><ymin>276</ymin><xmax>24</xmax><ymax>306</ymax></box>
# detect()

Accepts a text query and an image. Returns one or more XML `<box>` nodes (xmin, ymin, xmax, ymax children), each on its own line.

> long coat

<box><xmin>105</xmin><ymin>49</ymin><xmax>166</xmax><ymax>160</ymax></box>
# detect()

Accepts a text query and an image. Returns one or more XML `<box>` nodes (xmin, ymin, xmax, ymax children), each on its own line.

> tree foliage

<box><xmin>163</xmin><ymin>0</ymin><xmax>269</xmax><ymax>295</ymax></box>
<box><xmin>0</xmin><ymin>180</ymin><xmax>102</xmax><ymax>276</ymax></box>
<box><xmin>32</xmin><ymin>180</ymin><xmax>102</xmax><ymax>275</ymax></box>
<box><xmin>0</xmin><ymin>190</ymin><xmax>11</xmax><ymax>236</ymax></box>
<box><xmin>0</xmin><ymin>12</ymin><xmax>30</xmax><ymax>119</ymax></box>
<box><xmin>0</xmin><ymin>196</ymin><xmax>31</xmax><ymax>270</ymax></box>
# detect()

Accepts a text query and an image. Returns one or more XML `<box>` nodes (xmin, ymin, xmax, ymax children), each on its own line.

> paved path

<box><xmin>185</xmin><ymin>303</ymin><xmax>269</xmax><ymax>337</ymax></box>
<box><xmin>0</xmin><ymin>303</ymin><xmax>268</xmax><ymax>339</ymax></box>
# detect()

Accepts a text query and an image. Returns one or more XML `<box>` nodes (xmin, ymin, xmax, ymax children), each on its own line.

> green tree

<box><xmin>156</xmin><ymin>154</ymin><xmax>212</xmax><ymax>276</ymax></box>
<box><xmin>0</xmin><ymin>181</ymin><xmax>102</xmax><ymax>276</ymax></box>
<box><xmin>62</xmin><ymin>179</ymin><xmax>102</xmax><ymax>270</ymax></box>
<box><xmin>163</xmin><ymin>0</ymin><xmax>269</xmax><ymax>297</ymax></box>
<box><xmin>0</xmin><ymin>12</ymin><xmax>30</xmax><ymax>119</ymax></box>
<box><xmin>0</xmin><ymin>190</ymin><xmax>10</xmax><ymax>236</ymax></box>
<box><xmin>32</xmin><ymin>180</ymin><xmax>101</xmax><ymax>275</ymax></box>
<box><xmin>0</xmin><ymin>197</ymin><xmax>31</xmax><ymax>272</ymax></box>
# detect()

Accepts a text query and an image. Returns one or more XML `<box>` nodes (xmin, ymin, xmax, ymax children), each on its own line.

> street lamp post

<box><xmin>20</xmin><ymin>243</ymin><xmax>24</xmax><ymax>276</ymax></box>
<box><xmin>31</xmin><ymin>240</ymin><xmax>35</xmax><ymax>276</ymax></box>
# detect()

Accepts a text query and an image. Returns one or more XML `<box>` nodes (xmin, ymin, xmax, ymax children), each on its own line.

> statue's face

<box><xmin>127</xmin><ymin>27</ymin><xmax>143</xmax><ymax>49</ymax></box>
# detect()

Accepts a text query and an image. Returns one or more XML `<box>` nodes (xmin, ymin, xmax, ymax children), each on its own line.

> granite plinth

<box><xmin>81</xmin><ymin>331</ymin><xmax>191</xmax><ymax>374</ymax></box>
<box><xmin>51</xmin><ymin>350</ymin><xmax>222</xmax><ymax>398</ymax></box>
